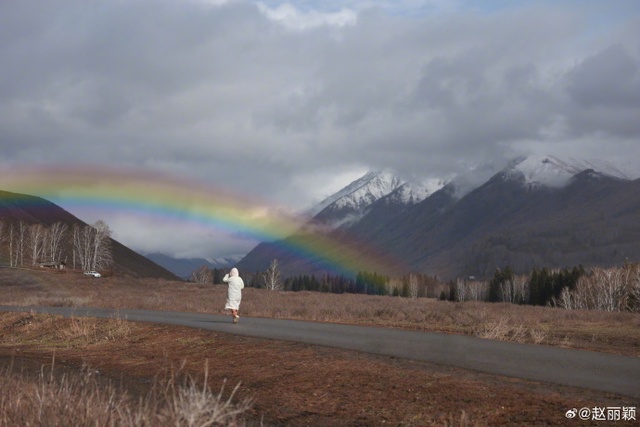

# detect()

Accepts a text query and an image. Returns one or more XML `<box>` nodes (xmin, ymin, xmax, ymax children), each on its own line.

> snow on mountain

<box><xmin>308</xmin><ymin>171</ymin><xmax>449</xmax><ymax>215</ymax></box>
<box><xmin>384</xmin><ymin>178</ymin><xmax>448</xmax><ymax>204</ymax></box>
<box><xmin>306</xmin><ymin>171</ymin><xmax>402</xmax><ymax>216</ymax></box>
<box><xmin>509</xmin><ymin>155</ymin><xmax>637</xmax><ymax>188</ymax></box>
<box><xmin>304</xmin><ymin>170</ymin><xmax>451</xmax><ymax>231</ymax></box>
<box><xmin>302</xmin><ymin>154</ymin><xmax>637</xmax><ymax>232</ymax></box>
<box><xmin>206</xmin><ymin>254</ymin><xmax>245</xmax><ymax>267</ymax></box>
<box><xmin>303</xmin><ymin>170</ymin><xmax>409</xmax><ymax>229</ymax></box>
<box><xmin>304</xmin><ymin>171</ymin><xmax>378</xmax><ymax>217</ymax></box>
<box><xmin>331</xmin><ymin>170</ymin><xmax>404</xmax><ymax>210</ymax></box>
<box><xmin>445</xmin><ymin>160</ymin><xmax>506</xmax><ymax>199</ymax></box>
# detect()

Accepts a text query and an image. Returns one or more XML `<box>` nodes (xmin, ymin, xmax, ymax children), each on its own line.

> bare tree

<box><xmin>263</xmin><ymin>259</ymin><xmax>283</xmax><ymax>291</ymax></box>
<box><xmin>513</xmin><ymin>275</ymin><xmax>529</xmax><ymax>304</ymax></box>
<box><xmin>494</xmin><ymin>273</ymin><xmax>529</xmax><ymax>304</ymax></box>
<box><xmin>72</xmin><ymin>224</ymin><xmax>81</xmax><ymax>269</ymax></box>
<box><xmin>455</xmin><ymin>278</ymin><xmax>467</xmax><ymax>302</ymax></box>
<box><xmin>499</xmin><ymin>274</ymin><xmax>529</xmax><ymax>304</ymax></box>
<box><xmin>407</xmin><ymin>273</ymin><xmax>419</xmax><ymax>299</ymax></box>
<box><xmin>8</xmin><ymin>221</ymin><xmax>28</xmax><ymax>267</ymax></box>
<box><xmin>47</xmin><ymin>222</ymin><xmax>68</xmax><ymax>262</ymax></box>
<box><xmin>0</xmin><ymin>221</ymin><xmax>4</xmax><ymax>263</ymax></box>
<box><xmin>499</xmin><ymin>282</ymin><xmax>512</xmax><ymax>303</ymax></box>
<box><xmin>73</xmin><ymin>224</ymin><xmax>85</xmax><ymax>270</ymax></box>
<box><xmin>191</xmin><ymin>266</ymin><xmax>213</xmax><ymax>284</ymax></box>
<box><xmin>8</xmin><ymin>222</ymin><xmax>14</xmax><ymax>267</ymax></box>
<box><xmin>73</xmin><ymin>223</ymin><xmax>91</xmax><ymax>271</ymax></box>
<box><xmin>595</xmin><ymin>268</ymin><xmax>627</xmax><ymax>311</ymax></box>
<box><xmin>72</xmin><ymin>221</ymin><xmax>113</xmax><ymax>271</ymax></box>
<box><xmin>557</xmin><ymin>286</ymin><xmax>577</xmax><ymax>310</ymax></box>
<box><xmin>559</xmin><ymin>267</ymin><xmax>628</xmax><ymax>311</ymax></box>
<box><xmin>467</xmin><ymin>280</ymin><xmax>488</xmax><ymax>302</ymax></box>
<box><xmin>28</xmin><ymin>224</ymin><xmax>46</xmax><ymax>265</ymax></box>
<box><xmin>627</xmin><ymin>265</ymin><xmax>640</xmax><ymax>312</ymax></box>
<box><xmin>92</xmin><ymin>220</ymin><xmax>112</xmax><ymax>270</ymax></box>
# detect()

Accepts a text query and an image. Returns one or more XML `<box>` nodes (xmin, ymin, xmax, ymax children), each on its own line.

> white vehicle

<box><xmin>84</xmin><ymin>271</ymin><xmax>101</xmax><ymax>278</ymax></box>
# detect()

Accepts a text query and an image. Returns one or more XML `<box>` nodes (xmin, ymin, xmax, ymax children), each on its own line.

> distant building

<box><xmin>40</xmin><ymin>261</ymin><xmax>66</xmax><ymax>270</ymax></box>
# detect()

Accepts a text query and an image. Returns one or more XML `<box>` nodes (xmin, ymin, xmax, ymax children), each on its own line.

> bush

<box><xmin>556</xmin><ymin>264</ymin><xmax>640</xmax><ymax>312</ymax></box>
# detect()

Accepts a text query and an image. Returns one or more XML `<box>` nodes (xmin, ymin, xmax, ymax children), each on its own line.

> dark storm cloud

<box><xmin>567</xmin><ymin>44</ymin><xmax>640</xmax><ymax>108</ymax></box>
<box><xmin>563</xmin><ymin>44</ymin><xmax>640</xmax><ymax>138</ymax></box>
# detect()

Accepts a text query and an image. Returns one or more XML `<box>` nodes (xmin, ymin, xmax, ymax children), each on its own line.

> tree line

<box><xmin>191</xmin><ymin>258</ymin><xmax>640</xmax><ymax>313</ymax></box>
<box><xmin>0</xmin><ymin>219</ymin><xmax>113</xmax><ymax>271</ymax></box>
<box><xmin>190</xmin><ymin>260</ymin><xmax>443</xmax><ymax>298</ymax></box>
<box><xmin>452</xmin><ymin>263</ymin><xmax>640</xmax><ymax>312</ymax></box>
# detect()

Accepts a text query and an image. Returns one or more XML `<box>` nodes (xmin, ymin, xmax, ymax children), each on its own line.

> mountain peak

<box><xmin>382</xmin><ymin>178</ymin><xmax>448</xmax><ymax>205</ymax></box>
<box><xmin>306</xmin><ymin>170</ymin><xmax>406</xmax><ymax>229</ymax></box>
<box><xmin>507</xmin><ymin>155</ymin><xmax>635</xmax><ymax>188</ymax></box>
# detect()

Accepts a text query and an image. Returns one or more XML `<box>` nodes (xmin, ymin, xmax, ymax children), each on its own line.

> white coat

<box><xmin>224</xmin><ymin>268</ymin><xmax>244</xmax><ymax>310</ymax></box>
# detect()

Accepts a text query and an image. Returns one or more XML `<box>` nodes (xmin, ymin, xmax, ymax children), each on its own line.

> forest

<box><xmin>191</xmin><ymin>260</ymin><xmax>640</xmax><ymax>313</ymax></box>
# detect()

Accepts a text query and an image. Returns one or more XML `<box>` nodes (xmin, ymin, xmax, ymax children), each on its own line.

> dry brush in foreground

<box><xmin>0</xmin><ymin>362</ymin><xmax>252</xmax><ymax>427</ymax></box>
<box><xmin>0</xmin><ymin>311</ymin><xmax>253</xmax><ymax>426</ymax></box>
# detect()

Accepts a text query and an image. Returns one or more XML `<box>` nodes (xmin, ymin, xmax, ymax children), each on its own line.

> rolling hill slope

<box><xmin>0</xmin><ymin>190</ymin><xmax>179</xmax><ymax>280</ymax></box>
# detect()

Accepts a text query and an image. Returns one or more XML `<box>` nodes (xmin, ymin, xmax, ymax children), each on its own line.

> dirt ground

<box><xmin>1</xmin><ymin>314</ymin><xmax>637</xmax><ymax>426</ymax></box>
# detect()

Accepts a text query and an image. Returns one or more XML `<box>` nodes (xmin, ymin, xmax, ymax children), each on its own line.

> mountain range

<box><xmin>144</xmin><ymin>252</ymin><xmax>243</xmax><ymax>279</ymax></box>
<box><xmin>237</xmin><ymin>155</ymin><xmax>640</xmax><ymax>279</ymax></box>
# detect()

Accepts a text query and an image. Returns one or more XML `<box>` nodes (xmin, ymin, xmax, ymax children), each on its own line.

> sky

<box><xmin>1</xmin><ymin>0</ymin><xmax>639</xmax><ymax>259</ymax></box>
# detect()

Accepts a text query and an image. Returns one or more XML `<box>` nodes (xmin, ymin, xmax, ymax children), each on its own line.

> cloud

<box><xmin>1</xmin><ymin>0</ymin><xmax>639</xmax><ymax>257</ymax></box>
<box><xmin>563</xmin><ymin>44</ymin><xmax>640</xmax><ymax>138</ymax></box>
<box><xmin>106</xmin><ymin>214</ymin><xmax>259</xmax><ymax>259</ymax></box>
<box><xmin>257</xmin><ymin>2</ymin><xmax>357</xmax><ymax>29</ymax></box>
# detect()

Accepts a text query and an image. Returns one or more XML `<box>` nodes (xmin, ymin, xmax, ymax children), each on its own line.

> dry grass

<box><xmin>0</xmin><ymin>308</ymin><xmax>254</xmax><ymax>426</ymax></box>
<box><xmin>58</xmin><ymin>312</ymin><xmax>132</xmax><ymax>346</ymax></box>
<box><xmin>1</xmin><ymin>268</ymin><xmax>639</xmax><ymax>356</ymax></box>
<box><xmin>3</xmin><ymin>269</ymin><xmax>639</xmax><ymax>426</ymax></box>
<box><xmin>0</xmin><ymin>358</ymin><xmax>252</xmax><ymax>427</ymax></box>
<box><xmin>3</xmin><ymin>311</ymin><xmax>629</xmax><ymax>427</ymax></box>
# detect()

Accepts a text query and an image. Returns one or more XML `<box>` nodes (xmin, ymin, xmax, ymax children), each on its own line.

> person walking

<box><xmin>223</xmin><ymin>267</ymin><xmax>244</xmax><ymax>323</ymax></box>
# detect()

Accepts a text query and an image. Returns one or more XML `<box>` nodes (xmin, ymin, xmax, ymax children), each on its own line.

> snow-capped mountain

<box><xmin>238</xmin><ymin>153</ymin><xmax>640</xmax><ymax>278</ymax></box>
<box><xmin>306</xmin><ymin>171</ymin><xmax>401</xmax><ymax>216</ymax></box>
<box><xmin>507</xmin><ymin>155</ymin><xmax>637</xmax><ymax>188</ymax></box>
<box><xmin>304</xmin><ymin>154</ymin><xmax>638</xmax><ymax>234</ymax></box>
<box><xmin>305</xmin><ymin>153</ymin><xmax>635</xmax><ymax>231</ymax></box>
<box><xmin>305</xmin><ymin>171</ymin><xmax>449</xmax><ymax>229</ymax></box>
<box><xmin>308</xmin><ymin>170</ymin><xmax>405</xmax><ymax>228</ymax></box>
<box><xmin>384</xmin><ymin>178</ymin><xmax>448</xmax><ymax>205</ymax></box>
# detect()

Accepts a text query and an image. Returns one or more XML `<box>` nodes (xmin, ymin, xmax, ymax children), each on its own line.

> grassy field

<box><xmin>2</xmin><ymin>268</ymin><xmax>639</xmax><ymax>356</ymax></box>
<box><xmin>1</xmin><ymin>268</ymin><xmax>639</xmax><ymax>425</ymax></box>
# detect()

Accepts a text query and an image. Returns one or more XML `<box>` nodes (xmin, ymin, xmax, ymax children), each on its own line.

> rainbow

<box><xmin>0</xmin><ymin>165</ymin><xmax>407</xmax><ymax>276</ymax></box>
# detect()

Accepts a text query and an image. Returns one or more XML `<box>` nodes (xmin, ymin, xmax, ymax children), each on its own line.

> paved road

<box><xmin>1</xmin><ymin>305</ymin><xmax>639</xmax><ymax>398</ymax></box>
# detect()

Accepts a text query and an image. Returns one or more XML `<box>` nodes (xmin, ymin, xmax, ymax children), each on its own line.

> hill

<box><xmin>0</xmin><ymin>190</ymin><xmax>179</xmax><ymax>280</ymax></box>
